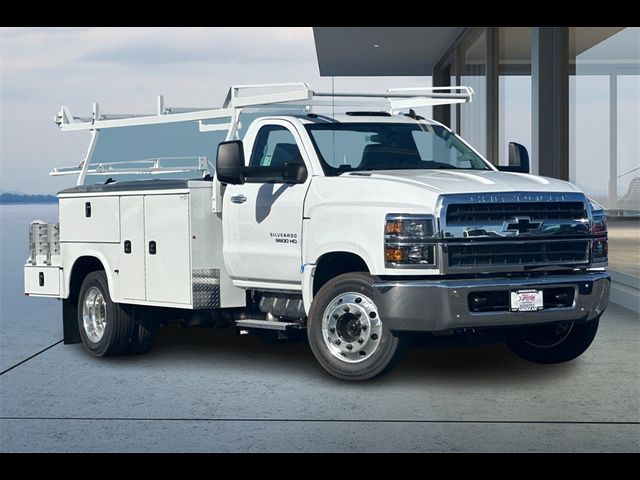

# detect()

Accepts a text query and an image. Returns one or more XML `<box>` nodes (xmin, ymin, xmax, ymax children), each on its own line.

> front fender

<box><xmin>306</xmin><ymin>241</ymin><xmax>377</xmax><ymax>274</ymax></box>
<box><xmin>303</xmin><ymin>210</ymin><xmax>385</xmax><ymax>276</ymax></box>
<box><xmin>302</xmin><ymin>206</ymin><xmax>383</xmax><ymax>314</ymax></box>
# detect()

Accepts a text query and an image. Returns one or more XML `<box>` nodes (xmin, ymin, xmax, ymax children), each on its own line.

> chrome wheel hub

<box><xmin>82</xmin><ymin>287</ymin><xmax>107</xmax><ymax>343</ymax></box>
<box><xmin>525</xmin><ymin>322</ymin><xmax>574</xmax><ymax>349</ymax></box>
<box><xmin>322</xmin><ymin>292</ymin><xmax>382</xmax><ymax>363</ymax></box>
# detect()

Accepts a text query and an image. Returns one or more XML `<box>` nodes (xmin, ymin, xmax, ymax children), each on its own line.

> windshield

<box><xmin>305</xmin><ymin>122</ymin><xmax>491</xmax><ymax>175</ymax></box>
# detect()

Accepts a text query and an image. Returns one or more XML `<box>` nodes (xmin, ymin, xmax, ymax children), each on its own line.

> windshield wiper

<box><xmin>432</xmin><ymin>164</ymin><xmax>458</xmax><ymax>169</ymax></box>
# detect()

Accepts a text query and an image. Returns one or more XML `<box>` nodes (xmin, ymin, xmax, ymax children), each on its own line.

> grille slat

<box><xmin>447</xmin><ymin>241</ymin><xmax>590</xmax><ymax>268</ymax></box>
<box><xmin>446</xmin><ymin>201</ymin><xmax>586</xmax><ymax>223</ymax></box>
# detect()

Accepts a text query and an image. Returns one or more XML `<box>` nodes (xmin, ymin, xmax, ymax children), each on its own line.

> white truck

<box><xmin>24</xmin><ymin>83</ymin><xmax>610</xmax><ymax>380</ymax></box>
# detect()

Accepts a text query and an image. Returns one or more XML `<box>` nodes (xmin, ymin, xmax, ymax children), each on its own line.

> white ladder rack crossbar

<box><xmin>50</xmin><ymin>157</ymin><xmax>210</xmax><ymax>177</ymax></box>
<box><xmin>54</xmin><ymin>83</ymin><xmax>474</xmax><ymax>132</ymax></box>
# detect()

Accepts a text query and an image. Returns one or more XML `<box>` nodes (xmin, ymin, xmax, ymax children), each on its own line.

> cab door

<box><xmin>223</xmin><ymin>121</ymin><xmax>310</xmax><ymax>287</ymax></box>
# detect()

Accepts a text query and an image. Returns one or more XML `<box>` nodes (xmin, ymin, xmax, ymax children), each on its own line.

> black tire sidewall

<box><xmin>507</xmin><ymin>317</ymin><xmax>600</xmax><ymax>364</ymax></box>
<box><xmin>77</xmin><ymin>271</ymin><xmax>118</xmax><ymax>357</ymax></box>
<box><xmin>308</xmin><ymin>272</ymin><xmax>403</xmax><ymax>380</ymax></box>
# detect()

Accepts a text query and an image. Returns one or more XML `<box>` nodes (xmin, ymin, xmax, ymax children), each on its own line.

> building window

<box><xmin>460</xmin><ymin>30</ymin><xmax>487</xmax><ymax>157</ymax></box>
<box><xmin>569</xmin><ymin>27</ymin><xmax>640</xmax><ymax>279</ymax></box>
<box><xmin>498</xmin><ymin>27</ymin><xmax>532</xmax><ymax>167</ymax></box>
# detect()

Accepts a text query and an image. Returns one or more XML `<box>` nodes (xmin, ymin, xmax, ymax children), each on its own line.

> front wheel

<box><xmin>307</xmin><ymin>273</ymin><xmax>406</xmax><ymax>381</ymax></box>
<box><xmin>506</xmin><ymin>317</ymin><xmax>600</xmax><ymax>364</ymax></box>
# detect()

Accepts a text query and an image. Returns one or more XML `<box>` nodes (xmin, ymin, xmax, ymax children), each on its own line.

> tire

<box><xmin>128</xmin><ymin>314</ymin><xmax>160</xmax><ymax>354</ymax></box>
<box><xmin>506</xmin><ymin>316</ymin><xmax>600</xmax><ymax>364</ymax></box>
<box><xmin>77</xmin><ymin>271</ymin><xmax>136</xmax><ymax>357</ymax></box>
<box><xmin>307</xmin><ymin>272</ymin><xmax>406</xmax><ymax>381</ymax></box>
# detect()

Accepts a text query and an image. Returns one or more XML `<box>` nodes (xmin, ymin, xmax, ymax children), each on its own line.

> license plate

<box><xmin>510</xmin><ymin>289</ymin><xmax>543</xmax><ymax>312</ymax></box>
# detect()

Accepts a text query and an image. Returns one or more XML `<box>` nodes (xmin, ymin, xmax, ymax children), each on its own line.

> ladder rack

<box><xmin>52</xmin><ymin>82</ymin><xmax>474</xmax><ymax>185</ymax></box>
<box><xmin>54</xmin><ymin>82</ymin><xmax>474</xmax><ymax>132</ymax></box>
<box><xmin>50</xmin><ymin>157</ymin><xmax>210</xmax><ymax>178</ymax></box>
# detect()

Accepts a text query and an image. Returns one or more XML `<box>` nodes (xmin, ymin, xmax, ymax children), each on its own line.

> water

<box><xmin>0</xmin><ymin>204</ymin><xmax>60</xmax><ymax>370</ymax></box>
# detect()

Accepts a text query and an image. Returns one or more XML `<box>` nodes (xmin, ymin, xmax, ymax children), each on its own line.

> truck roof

<box><xmin>290</xmin><ymin>113</ymin><xmax>442</xmax><ymax>126</ymax></box>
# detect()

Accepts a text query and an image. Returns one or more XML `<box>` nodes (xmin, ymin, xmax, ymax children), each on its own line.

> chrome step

<box><xmin>235</xmin><ymin>319</ymin><xmax>301</xmax><ymax>331</ymax></box>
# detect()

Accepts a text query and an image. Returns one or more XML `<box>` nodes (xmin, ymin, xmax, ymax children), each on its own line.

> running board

<box><xmin>235</xmin><ymin>319</ymin><xmax>302</xmax><ymax>331</ymax></box>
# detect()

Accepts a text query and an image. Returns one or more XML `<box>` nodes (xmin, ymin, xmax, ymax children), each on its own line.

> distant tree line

<box><xmin>0</xmin><ymin>193</ymin><xmax>57</xmax><ymax>204</ymax></box>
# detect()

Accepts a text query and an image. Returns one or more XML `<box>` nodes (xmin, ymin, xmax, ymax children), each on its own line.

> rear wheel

<box><xmin>77</xmin><ymin>271</ymin><xmax>138</xmax><ymax>356</ymax></box>
<box><xmin>307</xmin><ymin>272</ymin><xmax>406</xmax><ymax>381</ymax></box>
<box><xmin>506</xmin><ymin>317</ymin><xmax>600</xmax><ymax>364</ymax></box>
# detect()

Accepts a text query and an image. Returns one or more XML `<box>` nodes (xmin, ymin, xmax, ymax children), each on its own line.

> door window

<box><xmin>249</xmin><ymin>125</ymin><xmax>302</xmax><ymax>168</ymax></box>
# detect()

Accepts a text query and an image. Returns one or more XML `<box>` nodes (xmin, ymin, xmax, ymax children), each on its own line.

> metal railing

<box><xmin>50</xmin><ymin>156</ymin><xmax>210</xmax><ymax>177</ymax></box>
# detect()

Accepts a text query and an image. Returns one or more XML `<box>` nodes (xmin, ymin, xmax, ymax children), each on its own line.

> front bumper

<box><xmin>373</xmin><ymin>271</ymin><xmax>610</xmax><ymax>332</ymax></box>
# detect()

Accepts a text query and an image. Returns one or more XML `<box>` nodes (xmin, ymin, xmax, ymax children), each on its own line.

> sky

<box><xmin>1</xmin><ymin>27</ymin><xmax>637</xmax><ymax>202</ymax></box>
<box><xmin>0</xmin><ymin>27</ymin><xmax>427</xmax><ymax>194</ymax></box>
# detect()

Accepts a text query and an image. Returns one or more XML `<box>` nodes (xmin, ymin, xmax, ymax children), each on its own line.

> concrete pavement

<box><xmin>1</xmin><ymin>303</ymin><xmax>638</xmax><ymax>452</ymax></box>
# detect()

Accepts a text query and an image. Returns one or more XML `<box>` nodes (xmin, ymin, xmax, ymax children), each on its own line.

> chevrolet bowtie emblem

<box><xmin>503</xmin><ymin>217</ymin><xmax>541</xmax><ymax>234</ymax></box>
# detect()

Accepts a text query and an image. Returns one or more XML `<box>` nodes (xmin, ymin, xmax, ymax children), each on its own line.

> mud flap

<box><xmin>62</xmin><ymin>298</ymin><xmax>81</xmax><ymax>344</ymax></box>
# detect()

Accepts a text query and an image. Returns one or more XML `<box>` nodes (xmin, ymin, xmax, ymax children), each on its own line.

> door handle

<box><xmin>148</xmin><ymin>241</ymin><xmax>156</xmax><ymax>255</ymax></box>
<box><xmin>230</xmin><ymin>194</ymin><xmax>247</xmax><ymax>204</ymax></box>
<box><xmin>124</xmin><ymin>240</ymin><xmax>131</xmax><ymax>254</ymax></box>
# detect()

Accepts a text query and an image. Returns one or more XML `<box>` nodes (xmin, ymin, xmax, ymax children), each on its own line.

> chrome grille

<box><xmin>438</xmin><ymin>192</ymin><xmax>594</xmax><ymax>272</ymax></box>
<box><xmin>447</xmin><ymin>240</ymin><xmax>590</xmax><ymax>268</ymax></box>
<box><xmin>446</xmin><ymin>201</ymin><xmax>587</xmax><ymax>223</ymax></box>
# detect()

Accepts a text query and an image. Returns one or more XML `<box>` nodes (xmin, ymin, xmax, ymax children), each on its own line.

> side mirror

<box><xmin>283</xmin><ymin>163</ymin><xmax>308</xmax><ymax>184</ymax></box>
<box><xmin>216</xmin><ymin>140</ymin><xmax>245</xmax><ymax>185</ymax></box>
<box><xmin>498</xmin><ymin>142</ymin><xmax>530</xmax><ymax>174</ymax></box>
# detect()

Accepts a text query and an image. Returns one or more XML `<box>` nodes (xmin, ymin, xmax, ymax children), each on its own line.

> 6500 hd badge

<box><xmin>271</xmin><ymin>232</ymin><xmax>298</xmax><ymax>244</ymax></box>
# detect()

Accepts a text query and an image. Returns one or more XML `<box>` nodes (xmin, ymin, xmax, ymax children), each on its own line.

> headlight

<box><xmin>385</xmin><ymin>214</ymin><xmax>436</xmax><ymax>268</ymax></box>
<box><xmin>591</xmin><ymin>209</ymin><xmax>608</xmax><ymax>263</ymax></box>
<box><xmin>592</xmin><ymin>214</ymin><xmax>607</xmax><ymax>235</ymax></box>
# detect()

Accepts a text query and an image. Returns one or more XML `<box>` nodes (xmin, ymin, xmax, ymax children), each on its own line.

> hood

<box><xmin>344</xmin><ymin>169</ymin><xmax>581</xmax><ymax>195</ymax></box>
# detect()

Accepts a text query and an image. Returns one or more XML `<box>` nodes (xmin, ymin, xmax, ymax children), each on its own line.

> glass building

<box><xmin>314</xmin><ymin>27</ymin><xmax>639</xmax><ymax>312</ymax></box>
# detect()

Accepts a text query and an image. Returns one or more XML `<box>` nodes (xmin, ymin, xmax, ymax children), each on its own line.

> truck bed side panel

<box><xmin>119</xmin><ymin>195</ymin><xmax>146</xmax><ymax>301</ymax></box>
<box><xmin>59</xmin><ymin>196</ymin><xmax>120</xmax><ymax>243</ymax></box>
<box><xmin>144</xmin><ymin>194</ymin><xmax>191</xmax><ymax>305</ymax></box>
